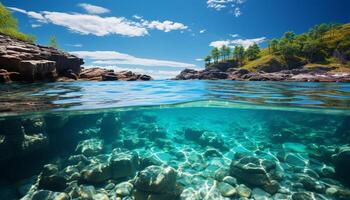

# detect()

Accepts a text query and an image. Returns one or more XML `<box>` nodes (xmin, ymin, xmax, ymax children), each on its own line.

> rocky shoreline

<box><xmin>174</xmin><ymin>68</ymin><xmax>350</xmax><ymax>82</ymax></box>
<box><xmin>0</xmin><ymin>33</ymin><xmax>152</xmax><ymax>83</ymax></box>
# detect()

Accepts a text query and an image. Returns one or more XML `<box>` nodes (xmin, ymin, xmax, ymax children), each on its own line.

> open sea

<box><xmin>0</xmin><ymin>80</ymin><xmax>349</xmax><ymax>200</ymax></box>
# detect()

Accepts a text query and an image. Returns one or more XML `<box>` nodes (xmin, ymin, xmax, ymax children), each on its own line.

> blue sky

<box><xmin>3</xmin><ymin>0</ymin><xmax>350</xmax><ymax>79</ymax></box>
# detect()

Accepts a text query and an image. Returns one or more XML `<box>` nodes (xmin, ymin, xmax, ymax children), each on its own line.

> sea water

<box><xmin>0</xmin><ymin>80</ymin><xmax>349</xmax><ymax>200</ymax></box>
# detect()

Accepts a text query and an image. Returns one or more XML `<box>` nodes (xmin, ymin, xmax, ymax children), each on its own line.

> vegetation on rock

<box><xmin>204</xmin><ymin>23</ymin><xmax>350</xmax><ymax>73</ymax></box>
<box><xmin>0</xmin><ymin>3</ymin><xmax>35</xmax><ymax>43</ymax></box>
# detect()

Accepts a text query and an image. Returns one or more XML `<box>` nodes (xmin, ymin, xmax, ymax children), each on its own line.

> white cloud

<box><xmin>209</xmin><ymin>40</ymin><xmax>231</xmax><ymax>48</ymax></box>
<box><xmin>145</xmin><ymin>20</ymin><xmax>188</xmax><ymax>32</ymax></box>
<box><xmin>31</xmin><ymin>24</ymin><xmax>42</xmax><ymax>28</ymax></box>
<box><xmin>233</xmin><ymin>7</ymin><xmax>241</xmax><ymax>17</ymax></box>
<box><xmin>42</xmin><ymin>12</ymin><xmax>148</xmax><ymax>37</ymax></box>
<box><xmin>8</xmin><ymin>7</ymin><xmax>188</xmax><ymax>37</ymax></box>
<box><xmin>210</xmin><ymin>37</ymin><xmax>265</xmax><ymax>48</ymax></box>
<box><xmin>199</xmin><ymin>29</ymin><xmax>207</xmax><ymax>34</ymax></box>
<box><xmin>78</xmin><ymin>3</ymin><xmax>110</xmax><ymax>14</ymax></box>
<box><xmin>70</xmin><ymin>51</ymin><xmax>196</xmax><ymax>69</ymax></box>
<box><xmin>207</xmin><ymin>0</ymin><xmax>246</xmax><ymax>17</ymax></box>
<box><xmin>195</xmin><ymin>58</ymin><xmax>203</xmax><ymax>61</ymax></box>
<box><xmin>229</xmin><ymin>34</ymin><xmax>239</xmax><ymax>38</ymax></box>
<box><xmin>66</xmin><ymin>44</ymin><xmax>83</xmax><ymax>48</ymax></box>
<box><xmin>8</xmin><ymin>7</ymin><xmax>47</xmax><ymax>23</ymax></box>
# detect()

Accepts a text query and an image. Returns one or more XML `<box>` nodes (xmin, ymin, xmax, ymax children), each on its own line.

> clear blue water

<box><xmin>0</xmin><ymin>80</ymin><xmax>350</xmax><ymax>200</ymax></box>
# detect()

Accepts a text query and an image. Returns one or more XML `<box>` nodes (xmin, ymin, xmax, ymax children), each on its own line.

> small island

<box><xmin>175</xmin><ymin>23</ymin><xmax>350</xmax><ymax>82</ymax></box>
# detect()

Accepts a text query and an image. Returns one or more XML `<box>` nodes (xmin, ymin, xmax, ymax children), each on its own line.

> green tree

<box><xmin>302</xmin><ymin>39</ymin><xmax>326</xmax><ymax>63</ymax></box>
<box><xmin>220</xmin><ymin>45</ymin><xmax>229</xmax><ymax>61</ymax></box>
<box><xmin>204</xmin><ymin>55</ymin><xmax>212</xmax><ymax>67</ymax></box>
<box><xmin>225</xmin><ymin>46</ymin><xmax>231</xmax><ymax>60</ymax></box>
<box><xmin>278</xmin><ymin>39</ymin><xmax>300</xmax><ymax>59</ymax></box>
<box><xmin>268</xmin><ymin>38</ymin><xmax>279</xmax><ymax>54</ymax></box>
<box><xmin>49</xmin><ymin>35</ymin><xmax>58</xmax><ymax>49</ymax></box>
<box><xmin>211</xmin><ymin>47</ymin><xmax>220</xmax><ymax>63</ymax></box>
<box><xmin>234</xmin><ymin>45</ymin><xmax>245</xmax><ymax>66</ymax></box>
<box><xmin>282</xmin><ymin>31</ymin><xmax>296</xmax><ymax>43</ymax></box>
<box><xmin>246</xmin><ymin>43</ymin><xmax>260</xmax><ymax>60</ymax></box>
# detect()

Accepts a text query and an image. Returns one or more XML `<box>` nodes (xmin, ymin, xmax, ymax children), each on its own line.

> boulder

<box><xmin>333</xmin><ymin>146</ymin><xmax>350</xmax><ymax>186</ymax></box>
<box><xmin>29</xmin><ymin>190</ymin><xmax>70</xmax><ymax>200</ymax></box>
<box><xmin>109</xmin><ymin>149</ymin><xmax>139</xmax><ymax>179</ymax></box>
<box><xmin>81</xmin><ymin>162</ymin><xmax>112</xmax><ymax>184</ymax></box>
<box><xmin>134</xmin><ymin>165</ymin><xmax>177</xmax><ymax>194</ymax></box>
<box><xmin>75</xmin><ymin>138</ymin><xmax>103</xmax><ymax>157</ymax></box>
<box><xmin>230</xmin><ymin>156</ymin><xmax>280</xmax><ymax>194</ymax></box>
<box><xmin>38</xmin><ymin>174</ymin><xmax>68</xmax><ymax>192</ymax></box>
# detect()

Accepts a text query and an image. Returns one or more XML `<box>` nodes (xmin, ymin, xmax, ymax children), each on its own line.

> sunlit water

<box><xmin>0</xmin><ymin>80</ymin><xmax>349</xmax><ymax>200</ymax></box>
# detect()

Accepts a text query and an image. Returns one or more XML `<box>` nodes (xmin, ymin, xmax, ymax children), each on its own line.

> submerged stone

<box><xmin>333</xmin><ymin>146</ymin><xmax>350</xmax><ymax>185</ymax></box>
<box><xmin>237</xmin><ymin>184</ymin><xmax>252</xmax><ymax>198</ymax></box>
<box><xmin>109</xmin><ymin>149</ymin><xmax>139</xmax><ymax>179</ymax></box>
<box><xmin>217</xmin><ymin>182</ymin><xmax>237</xmax><ymax>197</ymax></box>
<box><xmin>115</xmin><ymin>181</ymin><xmax>133</xmax><ymax>196</ymax></box>
<box><xmin>230</xmin><ymin>156</ymin><xmax>279</xmax><ymax>194</ymax></box>
<box><xmin>134</xmin><ymin>165</ymin><xmax>177</xmax><ymax>193</ymax></box>
<box><xmin>29</xmin><ymin>190</ymin><xmax>69</xmax><ymax>200</ymax></box>
<box><xmin>75</xmin><ymin>138</ymin><xmax>103</xmax><ymax>157</ymax></box>
<box><xmin>81</xmin><ymin>162</ymin><xmax>112</xmax><ymax>183</ymax></box>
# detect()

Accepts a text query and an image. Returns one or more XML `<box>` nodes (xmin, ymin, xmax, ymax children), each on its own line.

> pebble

<box><xmin>222</xmin><ymin>176</ymin><xmax>237</xmax><ymax>186</ymax></box>
<box><xmin>325</xmin><ymin>187</ymin><xmax>338</xmax><ymax>195</ymax></box>
<box><xmin>237</xmin><ymin>184</ymin><xmax>252</xmax><ymax>198</ymax></box>
<box><xmin>217</xmin><ymin>182</ymin><xmax>237</xmax><ymax>197</ymax></box>
<box><xmin>115</xmin><ymin>182</ymin><xmax>133</xmax><ymax>196</ymax></box>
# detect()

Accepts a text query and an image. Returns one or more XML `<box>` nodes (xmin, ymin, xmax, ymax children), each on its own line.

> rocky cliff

<box><xmin>0</xmin><ymin>33</ymin><xmax>152</xmax><ymax>82</ymax></box>
<box><xmin>0</xmin><ymin>33</ymin><xmax>83</xmax><ymax>82</ymax></box>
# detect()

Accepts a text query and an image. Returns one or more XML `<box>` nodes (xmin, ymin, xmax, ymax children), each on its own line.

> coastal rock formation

<box><xmin>79</xmin><ymin>67</ymin><xmax>152</xmax><ymax>81</ymax></box>
<box><xmin>0</xmin><ymin>33</ymin><xmax>83</xmax><ymax>82</ymax></box>
<box><xmin>174</xmin><ymin>67</ymin><xmax>350</xmax><ymax>82</ymax></box>
<box><xmin>0</xmin><ymin>33</ymin><xmax>153</xmax><ymax>82</ymax></box>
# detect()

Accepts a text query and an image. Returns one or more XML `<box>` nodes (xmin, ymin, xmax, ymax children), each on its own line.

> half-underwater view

<box><xmin>0</xmin><ymin>0</ymin><xmax>350</xmax><ymax>200</ymax></box>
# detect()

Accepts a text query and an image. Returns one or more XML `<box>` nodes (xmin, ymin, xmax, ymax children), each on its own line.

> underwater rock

<box><xmin>134</xmin><ymin>165</ymin><xmax>178</xmax><ymax>194</ymax></box>
<box><xmin>333</xmin><ymin>146</ymin><xmax>350</xmax><ymax>186</ymax></box>
<box><xmin>76</xmin><ymin>185</ymin><xmax>96</xmax><ymax>200</ymax></box>
<box><xmin>38</xmin><ymin>173</ymin><xmax>68</xmax><ymax>192</ymax></box>
<box><xmin>217</xmin><ymin>182</ymin><xmax>237</xmax><ymax>197</ymax></box>
<box><xmin>184</xmin><ymin>128</ymin><xmax>203</xmax><ymax>141</ymax></box>
<box><xmin>252</xmin><ymin>188</ymin><xmax>271</xmax><ymax>200</ymax></box>
<box><xmin>42</xmin><ymin>164</ymin><xmax>59</xmax><ymax>176</ymax></box>
<box><xmin>236</xmin><ymin>184</ymin><xmax>252</xmax><ymax>198</ymax></box>
<box><xmin>183</xmin><ymin>128</ymin><xmax>227</xmax><ymax>150</ymax></box>
<box><xmin>230</xmin><ymin>156</ymin><xmax>280</xmax><ymax>194</ymax></box>
<box><xmin>291</xmin><ymin>192</ymin><xmax>326</xmax><ymax>200</ymax></box>
<box><xmin>115</xmin><ymin>181</ymin><xmax>134</xmax><ymax>196</ymax></box>
<box><xmin>81</xmin><ymin>162</ymin><xmax>112</xmax><ymax>184</ymax></box>
<box><xmin>25</xmin><ymin>190</ymin><xmax>70</xmax><ymax>200</ymax></box>
<box><xmin>100</xmin><ymin>114</ymin><xmax>120</xmax><ymax>143</ymax></box>
<box><xmin>204</xmin><ymin>148</ymin><xmax>222</xmax><ymax>157</ymax></box>
<box><xmin>139</xmin><ymin>155</ymin><xmax>163</xmax><ymax>169</ymax></box>
<box><xmin>222</xmin><ymin>176</ymin><xmax>237</xmax><ymax>186</ymax></box>
<box><xmin>76</xmin><ymin>138</ymin><xmax>103</xmax><ymax>157</ymax></box>
<box><xmin>109</xmin><ymin>149</ymin><xmax>139</xmax><ymax>179</ymax></box>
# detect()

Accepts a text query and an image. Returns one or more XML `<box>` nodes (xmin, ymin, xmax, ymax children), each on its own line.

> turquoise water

<box><xmin>0</xmin><ymin>80</ymin><xmax>350</xmax><ymax>200</ymax></box>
